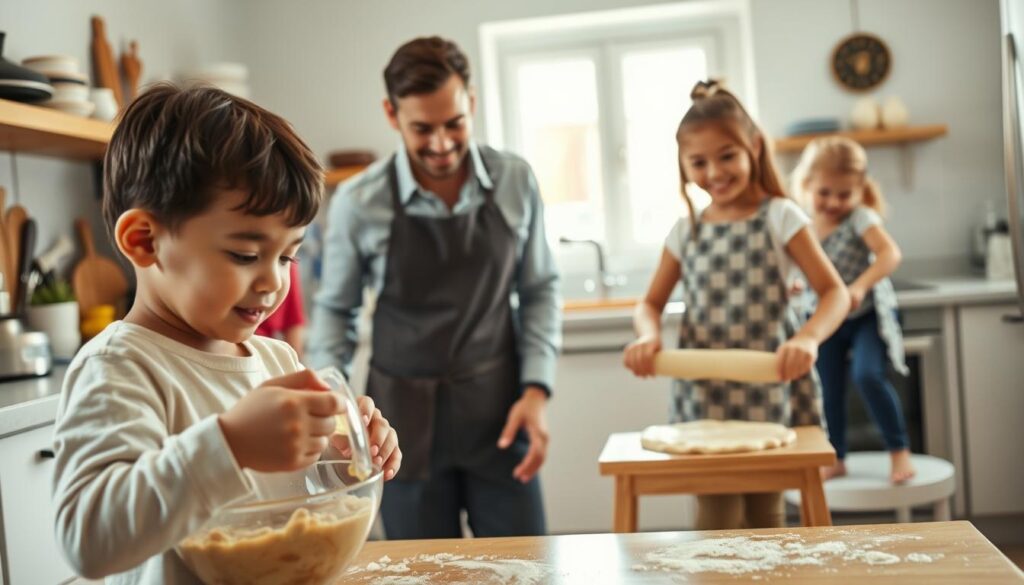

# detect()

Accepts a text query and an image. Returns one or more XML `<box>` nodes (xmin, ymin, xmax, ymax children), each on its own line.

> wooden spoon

<box><xmin>0</xmin><ymin>188</ymin><xmax>11</xmax><ymax>305</ymax></box>
<box><xmin>121</xmin><ymin>39</ymin><xmax>142</xmax><ymax>102</ymax></box>
<box><xmin>4</xmin><ymin>205</ymin><xmax>27</xmax><ymax>305</ymax></box>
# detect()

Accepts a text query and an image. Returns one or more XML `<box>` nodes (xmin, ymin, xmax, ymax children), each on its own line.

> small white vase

<box><xmin>90</xmin><ymin>88</ymin><xmax>119</xmax><ymax>122</ymax></box>
<box><xmin>880</xmin><ymin>96</ymin><xmax>909</xmax><ymax>128</ymax></box>
<box><xmin>850</xmin><ymin>97</ymin><xmax>880</xmax><ymax>130</ymax></box>
<box><xmin>26</xmin><ymin>301</ymin><xmax>81</xmax><ymax>361</ymax></box>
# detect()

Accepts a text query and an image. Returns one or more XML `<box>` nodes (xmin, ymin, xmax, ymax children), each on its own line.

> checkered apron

<box><xmin>672</xmin><ymin>200</ymin><xmax>824</xmax><ymax>426</ymax></box>
<box><xmin>814</xmin><ymin>212</ymin><xmax>908</xmax><ymax>375</ymax></box>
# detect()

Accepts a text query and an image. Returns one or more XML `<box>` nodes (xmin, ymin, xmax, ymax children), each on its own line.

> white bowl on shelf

<box><xmin>50</xmin><ymin>82</ymin><xmax>90</xmax><ymax>103</ymax></box>
<box><xmin>42</xmin><ymin>99</ymin><xmax>96</xmax><ymax>117</ymax></box>
<box><xmin>22</xmin><ymin>55</ymin><xmax>80</xmax><ymax>76</ymax></box>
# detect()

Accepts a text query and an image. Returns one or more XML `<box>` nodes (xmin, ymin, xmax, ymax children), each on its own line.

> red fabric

<box><xmin>256</xmin><ymin>262</ymin><xmax>306</xmax><ymax>337</ymax></box>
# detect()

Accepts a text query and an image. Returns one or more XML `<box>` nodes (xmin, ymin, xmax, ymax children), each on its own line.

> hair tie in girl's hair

<box><xmin>690</xmin><ymin>79</ymin><xmax>725</xmax><ymax>100</ymax></box>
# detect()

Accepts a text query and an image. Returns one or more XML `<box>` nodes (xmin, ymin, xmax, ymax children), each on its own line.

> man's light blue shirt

<box><xmin>307</xmin><ymin>141</ymin><xmax>562</xmax><ymax>393</ymax></box>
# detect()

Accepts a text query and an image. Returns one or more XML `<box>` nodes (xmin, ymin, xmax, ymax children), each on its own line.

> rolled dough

<box><xmin>641</xmin><ymin>420</ymin><xmax>797</xmax><ymax>455</ymax></box>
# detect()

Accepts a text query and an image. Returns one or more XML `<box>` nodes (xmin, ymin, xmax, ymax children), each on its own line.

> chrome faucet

<box><xmin>559</xmin><ymin>237</ymin><xmax>626</xmax><ymax>299</ymax></box>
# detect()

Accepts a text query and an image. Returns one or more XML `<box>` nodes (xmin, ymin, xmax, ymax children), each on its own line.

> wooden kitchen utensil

<box><xmin>4</xmin><ymin>204</ymin><xmax>27</xmax><ymax>305</ymax></box>
<box><xmin>653</xmin><ymin>349</ymin><xmax>780</xmax><ymax>383</ymax></box>
<box><xmin>0</xmin><ymin>188</ymin><xmax>11</xmax><ymax>308</ymax></box>
<box><xmin>120</xmin><ymin>39</ymin><xmax>142</xmax><ymax>102</ymax></box>
<box><xmin>91</xmin><ymin>15</ymin><xmax>123</xmax><ymax>107</ymax></box>
<box><xmin>72</xmin><ymin>218</ymin><xmax>128</xmax><ymax>314</ymax></box>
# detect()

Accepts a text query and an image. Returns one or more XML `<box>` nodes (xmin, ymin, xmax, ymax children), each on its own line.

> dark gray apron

<box><xmin>366</xmin><ymin>151</ymin><xmax>524</xmax><ymax>482</ymax></box>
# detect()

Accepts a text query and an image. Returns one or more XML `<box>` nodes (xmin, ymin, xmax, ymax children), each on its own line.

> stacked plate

<box><xmin>783</xmin><ymin>118</ymin><xmax>841</xmax><ymax>136</ymax></box>
<box><xmin>22</xmin><ymin>55</ymin><xmax>95</xmax><ymax>117</ymax></box>
<box><xmin>180</xmin><ymin>62</ymin><xmax>250</xmax><ymax>99</ymax></box>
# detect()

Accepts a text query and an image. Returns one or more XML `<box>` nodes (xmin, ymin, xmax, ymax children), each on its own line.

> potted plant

<box><xmin>27</xmin><ymin>278</ymin><xmax>80</xmax><ymax>361</ymax></box>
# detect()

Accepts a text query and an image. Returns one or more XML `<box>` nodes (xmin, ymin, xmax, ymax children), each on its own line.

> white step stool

<box><xmin>785</xmin><ymin>452</ymin><xmax>955</xmax><ymax>523</ymax></box>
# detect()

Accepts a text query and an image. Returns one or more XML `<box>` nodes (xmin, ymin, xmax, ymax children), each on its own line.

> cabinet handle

<box><xmin>1003</xmin><ymin>312</ymin><xmax>1024</xmax><ymax>324</ymax></box>
<box><xmin>37</xmin><ymin>449</ymin><xmax>55</xmax><ymax>459</ymax></box>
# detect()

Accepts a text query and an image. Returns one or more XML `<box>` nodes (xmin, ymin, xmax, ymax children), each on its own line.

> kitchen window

<box><xmin>480</xmin><ymin>0</ymin><xmax>757</xmax><ymax>274</ymax></box>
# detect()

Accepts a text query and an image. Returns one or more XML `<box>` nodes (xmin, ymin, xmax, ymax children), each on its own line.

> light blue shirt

<box><xmin>307</xmin><ymin>142</ymin><xmax>562</xmax><ymax>392</ymax></box>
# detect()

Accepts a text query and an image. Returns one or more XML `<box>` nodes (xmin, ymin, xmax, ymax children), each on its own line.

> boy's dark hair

<box><xmin>384</xmin><ymin>36</ymin><xmax>470</xmax><ymax>107</ymax></box>
<box><xmin>103</xmin><ymin>83</ymin><xmax>323</xmax><ymax>237</ymax></box>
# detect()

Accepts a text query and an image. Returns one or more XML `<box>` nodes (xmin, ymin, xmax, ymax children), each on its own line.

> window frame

<box><xmin>480</xmin><ymin>0</ymin><xmax>757</xmax><ymax>275</ymax></box>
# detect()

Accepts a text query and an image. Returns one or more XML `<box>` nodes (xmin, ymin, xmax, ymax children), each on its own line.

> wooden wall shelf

<box><xmin>773</xmin><ymin>124</ymin><xmax>948</xmax><ymax>153</ymax></box>
<box><xmin>324</xmin><ymin>165</ymin><xmax>367</xmax><ymax>189</ymax></box>
<box><xmin>0</xmin><ymin>98</ymin><xmax>113</xmax><ymax>160</ymax></box>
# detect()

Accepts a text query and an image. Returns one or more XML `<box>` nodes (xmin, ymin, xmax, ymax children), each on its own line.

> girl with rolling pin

<box><xmin>623</xmin><ymin>80</ymin><xmax>850</xmax><ymax>529</ymax></box>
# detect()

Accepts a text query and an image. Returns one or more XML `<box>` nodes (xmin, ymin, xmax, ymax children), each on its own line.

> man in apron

<box><xmin>308</xmin><ymin>36</ymin><xmax>561</xmax><ymax>539</ymax></box>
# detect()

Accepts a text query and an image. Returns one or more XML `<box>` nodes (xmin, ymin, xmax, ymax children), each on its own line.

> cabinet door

<box><xmin>543</xmin><ymin>347</ymin><xmax>696</xmax><ymax>534</ymax></box>
<box><xmin>958</xmin><ymin>303</ymin><xmax>1024</xmax><ymax>516</ymax></box>
<box><xmin>0</xmin><ymin>424</ymin><xmax>76</xmax><ymax>584</ymax></box>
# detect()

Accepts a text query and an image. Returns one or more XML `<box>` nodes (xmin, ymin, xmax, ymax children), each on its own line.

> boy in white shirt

<box><xmin>52</xmin><ymin>84</ymin><xmax>402</xmax><ymax>583</ymax></box>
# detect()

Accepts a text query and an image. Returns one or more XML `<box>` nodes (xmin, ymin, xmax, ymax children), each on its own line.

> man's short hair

<box><xmin>383</xmin><ymin>36</ymin><xmax>470</xmax><ymax>107</ymax></box>
<box><xmin>102</xmin><ymin>83</ymin><xmax>323</xmax><ymax>237</ymax></box>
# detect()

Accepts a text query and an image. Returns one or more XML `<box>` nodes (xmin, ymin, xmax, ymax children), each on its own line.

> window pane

<box><xmin>514</xmin><ymin>57</ymin><xmax>604</xmax><ymax>241</ymax></box>
<box><xmin>621</xmin><ymin>46</ymin><xmax>709</xmax><ymax>244</ymax></box>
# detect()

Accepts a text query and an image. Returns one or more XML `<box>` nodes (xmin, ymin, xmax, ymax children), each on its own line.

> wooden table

<box><xmin>598</xmin><ymin>426</ymin><xmax>836</xmax><ymax>532</ymax></box>
<box><xmin>344</xmin><ymin>521</ymin><xmax>1023</xmax><ymax>583</ymax></box>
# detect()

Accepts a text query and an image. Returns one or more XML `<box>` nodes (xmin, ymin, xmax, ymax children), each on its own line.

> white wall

<box><xmin>751</xmin><ymin>0</ymin><xmax>1003</xmax><ymax>261</ymax></box>
<box><xmin>0</xmin><ymin>0</ymin><xmax>244</xmax><ymax>267</ymax></box>
<box><xmin>233</xmin><ymin>0</ymin><xmax>1001</xmax><ymax>263</ymax></box>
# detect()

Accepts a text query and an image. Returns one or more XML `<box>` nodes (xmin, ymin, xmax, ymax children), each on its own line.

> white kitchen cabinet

<box><xmin>0</xmin><ymin>423</ymin><xmax>76</xmax><ymax>585</ymax></box>
<box><xmin>543</xmin><ymin>322</ymin><xmax>697</xmax><ymax>534</ymax></box>
<box><xmin>957</xmin><ymin>303</ymin><xmax>1024</xmax><ymax>516</ymax></box>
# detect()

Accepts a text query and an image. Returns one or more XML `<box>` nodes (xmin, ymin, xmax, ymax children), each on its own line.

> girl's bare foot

<box><xmin>891</xmin><ymin>449</ymin><xmax>916</xmax><ymax>484</ymax></box>
<box><xmin>821</xmin><ymin>460</ymin><xmax>847</xmax><ymax>480</ymax></box>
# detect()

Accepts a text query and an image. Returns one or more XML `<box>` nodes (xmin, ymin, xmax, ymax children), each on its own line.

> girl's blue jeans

<box><xmin>817</xmin><ymin>310</ymin><xmax>910</xmax><ymax>460</ymax></box>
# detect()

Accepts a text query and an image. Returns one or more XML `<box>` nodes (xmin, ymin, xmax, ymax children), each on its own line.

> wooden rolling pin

<box><xmin>653</xmin><ymin>349</ymin><xmax>781</xmax><ymax>383</ymax></box>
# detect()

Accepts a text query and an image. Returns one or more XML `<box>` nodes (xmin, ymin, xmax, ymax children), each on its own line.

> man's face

<box><xmin>386</xmin><ymin>75</ymin><xmax>475</xmax><ymax>180</ymax></box>
<box><xmin>147</xmin><ymin>189</ymin><xmax>305</xmax><ymax>345</ymax></box>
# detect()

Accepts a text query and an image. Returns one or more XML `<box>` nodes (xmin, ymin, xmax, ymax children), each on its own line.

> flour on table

<box><xmin>633</xmin><ymin>532</ymin><xmax>941</xmax><ymax>577</ymax></box>
<box><xmin>346</xmin><ymin>553</ymin><xmax>554</xmax><ymax>584</ymax></box>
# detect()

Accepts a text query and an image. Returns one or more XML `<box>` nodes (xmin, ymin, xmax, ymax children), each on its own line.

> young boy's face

<box><xmin>151</xmin><ymin>188</ymin><xmax>305</xmax><ymax>345</ymax></box>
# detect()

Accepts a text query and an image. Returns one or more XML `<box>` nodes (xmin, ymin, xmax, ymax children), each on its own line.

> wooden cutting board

<box><xmin>72</xmin><ymin>218</ymin><xmax>128</xmax><ymax>313</ymax></box>
<box><xmin>4</xmin><ymin>204</ymin><xmax>28</xmax><ymax>305</ymax></box>
<box><xmin>91</xmin><ymin>15</ymin><xmax>123</xmax><ymax>107</ymax></box>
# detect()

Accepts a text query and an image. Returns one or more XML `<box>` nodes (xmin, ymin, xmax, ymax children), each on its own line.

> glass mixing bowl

<box><xmin>177</xmin><ymin>367</ymin><xmax>380</xmax><ymax>584</ymax></box>
<box><xmin>177</xmin><ymin>461</ymin><xmax>382</xmax><ymax>585</ymax></box>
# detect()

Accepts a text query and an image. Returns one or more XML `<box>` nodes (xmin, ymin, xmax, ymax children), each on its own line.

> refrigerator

<box><xmin>1000</xmin><ymin>0</ymin><xmax>1024</xmax><ymax>321</ymax></box>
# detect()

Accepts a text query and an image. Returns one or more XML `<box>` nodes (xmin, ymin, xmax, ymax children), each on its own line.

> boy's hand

<box><xmin>219</xmin><ymin>370</ymin><xmax>339</xmax><ymax>472</ymax></box>
<box><xmin>623</xmin><ymin>334</ymin><xmax>662</xmax><ymax>377</ymax></box>
<box><xmin>330</xmin><ymin>396</ymin><xmax>402</xmax><ymax>481</ymax></box>
<box><xmin>776</xmin><ymin>334</ymin><xmax>818</xmax><ymax>381</ymax></box>
<box><xmin>498</xmin><ymin>387</ymin><xmax>549</xmax><ymax>484</ymax></box>
<box><xmin>847</xmin><ymin>284</ymin><xmax>866</xmax><ymax>312</ymax></box>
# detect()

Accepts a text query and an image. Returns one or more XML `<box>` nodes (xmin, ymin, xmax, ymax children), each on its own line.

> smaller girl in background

<box><xmin>792</xmin><ymin>136</ymin><xmax>914</xmax><ymax>484</ymax></box>
<box><xmin>624</xmin><ymin>80</ymin><xmax>850</xmax><ymax>530</ymax></box>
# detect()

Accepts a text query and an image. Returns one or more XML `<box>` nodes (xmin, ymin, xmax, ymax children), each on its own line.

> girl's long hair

<box><xmin>791</xmin><ymin>135</ymin><xmax>887</xmax><ymax>217</ymax></box>
<box><xmin>676</xmin><ymin>80</ymin><xmax>787</xmax><ymax>237</ymax></box>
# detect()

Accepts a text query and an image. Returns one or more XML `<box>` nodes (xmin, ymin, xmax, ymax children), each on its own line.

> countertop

<box><xmin>0</xmin><ymin>365</ymin><xmax>66</xmax><ymax>438</ymax></box>
<box><xmin>342</xmin><ymin>521</ymin><xmax>1022</xmax><ymax>584</ymax></box>
<box><xmin>563</xmin><ymin>275</ymin><xmax>1019</xmax><ymax>329</ymax></box>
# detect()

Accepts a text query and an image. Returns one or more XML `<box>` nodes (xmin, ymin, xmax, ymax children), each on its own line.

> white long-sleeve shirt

<box><xmin>52</xmin><ymin>321</ymin><xmax>302</xmax><ymax>583</ymax></box>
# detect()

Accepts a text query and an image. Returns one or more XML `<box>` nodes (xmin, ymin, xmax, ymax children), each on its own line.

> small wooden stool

<box><xmin>598</xmin><ymin>426</ymin><xmax>836</xmax><ymax>532</ymax></box>
<box><xmin>785</xmin><ymin>451</ymin><xmax>956</xmax><ymax>523</ymax></box>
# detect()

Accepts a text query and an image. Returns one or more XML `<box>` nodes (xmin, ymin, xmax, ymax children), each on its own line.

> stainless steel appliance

<box><xmin>0</xmin><ymin>317</ymin><xmax>51</xmax><ymax>380</ymax></box>
<box><xmin>1001</xmin><ymin>0</ymin><xmax>1024</xmax><ymax>320</ymax></box>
